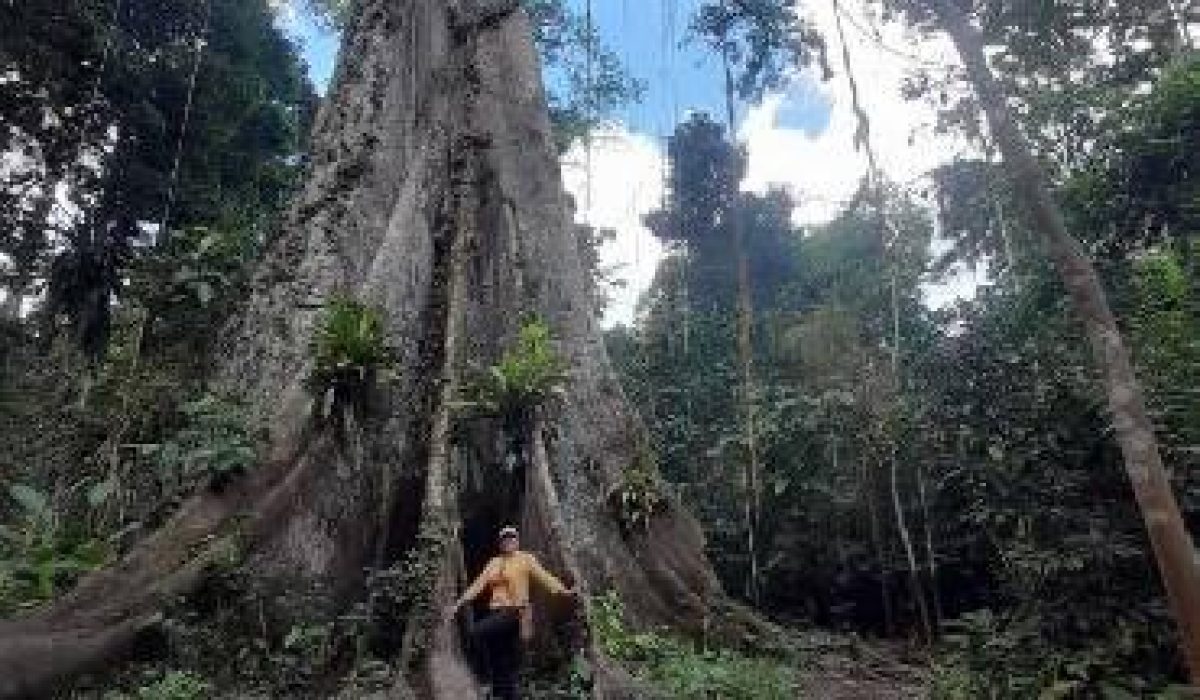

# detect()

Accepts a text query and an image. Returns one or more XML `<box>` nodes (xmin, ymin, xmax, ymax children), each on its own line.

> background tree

<box><xmin>0</xmin><ymin>0</ymin><xmax>316</xmax><ymax>360</ymax></box>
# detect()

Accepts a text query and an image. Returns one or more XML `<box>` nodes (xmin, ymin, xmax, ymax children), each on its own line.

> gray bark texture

<box><xmin>0</xmin><ymin>2</ymin><xmax>735</xmax><ymax>697</ymax></box>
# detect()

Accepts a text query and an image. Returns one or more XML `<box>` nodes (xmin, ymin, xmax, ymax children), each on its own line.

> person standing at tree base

<box><xmin>448</xmin><ymin>526</ymin><xmax>576</xmax><ymax>700</ymax></box>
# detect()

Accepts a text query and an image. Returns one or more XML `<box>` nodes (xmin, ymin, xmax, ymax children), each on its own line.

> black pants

<box><xmin>470</xmin><ymin>607</ymin><xmax>523</xmax><ymax>700</ymax></box>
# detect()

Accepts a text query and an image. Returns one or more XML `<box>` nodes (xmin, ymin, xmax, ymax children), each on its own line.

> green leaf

<box><xmin>7</xmin><ymin>484</ymin><xmax>49</xmax><ymax>519</ymax></box>
<box><xmin>87</xmin><ymin>477</ymin><xmax>119</xmax><ymax>508</ymax></box>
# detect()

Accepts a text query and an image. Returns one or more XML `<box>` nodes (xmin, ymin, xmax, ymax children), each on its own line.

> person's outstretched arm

<box><xmin>525</xmin><ymin>553</ymin><xmax>569</xmax><ymax>597</ymax></box>
<box><xmin>452</xmin><ymin>558</ymin><xmax>498</xmax><ymax>612</ymax></box>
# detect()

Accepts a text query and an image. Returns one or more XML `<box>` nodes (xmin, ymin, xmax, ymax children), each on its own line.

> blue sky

<box><xmin>284</xmin><ymin>1</ymin><xmax>831</xmax><ymax>140</ymax></box>
<box><xmin>288</xmin><ymin>12</ymin><xmax>338</xmax><ymax>91</ymax></box>
<box><xmin>280</xmin><ymin>1</ymin><xmax>970</xmax><ymax>324</ymax></box>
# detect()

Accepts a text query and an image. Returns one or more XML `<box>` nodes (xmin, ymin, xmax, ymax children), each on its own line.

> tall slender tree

<box><xmin>918</xmin><ymin>0</ymin><xmax>1200</xmax><ymax>680</ymax></box>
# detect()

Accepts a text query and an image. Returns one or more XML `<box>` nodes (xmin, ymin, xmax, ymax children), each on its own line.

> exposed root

<box><xmin>0</xmin><ymin>426</ymin><xmax>324</xmax><ymax>699</ymax></box>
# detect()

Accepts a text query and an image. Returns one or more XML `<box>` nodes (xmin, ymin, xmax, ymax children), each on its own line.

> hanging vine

<box><xmin>157</xmin><ymin>0</ymin><xmax>213</xmax><ymax>241</ymax></box>
<box><xmin>831</xmin><ymin>0</ymin><xmax>933</xmax><ymax>642</ymax></box>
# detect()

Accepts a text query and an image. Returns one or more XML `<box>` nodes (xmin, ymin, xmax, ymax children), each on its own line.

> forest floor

<box><xmin>793</xmin><ymin>631</ymin><xmax>929</xmax><ymax>699</ymax></box>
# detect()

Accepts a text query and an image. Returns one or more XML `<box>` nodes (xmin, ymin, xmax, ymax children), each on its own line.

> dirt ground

<box><xmin>794</xmin><ymin>632</ymin><xmax>929</xmax><ymax>699</ymax></box>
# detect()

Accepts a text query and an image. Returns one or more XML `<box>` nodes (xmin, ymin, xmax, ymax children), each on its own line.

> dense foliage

<box><xmin>590</xmin><ymin>590</ymin><xmax>799</xmax><ymax>699</ymax></box>
<box><xmin>607</xmin><ymin>26</ymin><xmax>1200</xmax><ymax>696</ymax></box>
<box><xmin>2</xmin><ymin>0</ymin><xmax>1198</xmax><ymax>696</ymax></box>
<box><xmin>462</xmin><ymin>318</ymin><xmax>568</xmax><ymax>421</ymax></box>
<box><xmin>1</xmin><ymin>0</ymin><xmax>316</xmax><ymax>359</ymax></box>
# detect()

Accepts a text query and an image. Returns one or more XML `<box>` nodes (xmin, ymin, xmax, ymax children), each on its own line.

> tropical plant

<box><xmin>148</xmin><ymin>394</ymin><xmax>258</xmax><ymax>495</ymax></box>
<box><xmin>462</xmin><ymin>318</ymin><xmax>569</xmax><ymax>420</ymax></box>
<box><xmin>608</xmin><ymin>451</ymin><xmax>668</xmax><ymax>535</ymax></box>
<box><xmin>308</xmin><ymin>296</ymin><xmax>397</xmax><ymax>413</ymax></box>
<box><xmin>0</xmin><ymin>483</ymin><xmax>110</xmax><ymax>612</ymax></box>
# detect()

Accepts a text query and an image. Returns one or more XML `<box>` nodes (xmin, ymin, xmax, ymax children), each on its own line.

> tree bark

<box><xmin>931</xmin><ymin>0</ymin><xmax>1200</xmax><ymax>682</ymax></box>
<box><xmin>721</xmin><ymin>25</ymin><xmax>763</xmax><ymax>607</ymax></box>
<box><xmin>860</xmin><ymin>444</ymin><xmax>894</xmax><ymax>636</ymax></box>
<box><xmin>0</xmin><ymin>2</ymin><xmax>727</xmax><ymax>697</ymax></box>
<box><xmin>917</xmin><ymin>462</ymin><xmax>943</xmax><ymax>628</ymax></box>
<box><xmin>886</xmin><ymin>268</ymin><xmax>931</xmax><ymax>642</ymax></box>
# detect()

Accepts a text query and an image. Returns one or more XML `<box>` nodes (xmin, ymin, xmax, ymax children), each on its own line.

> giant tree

<box><xmin>0</xmin><ymin>2</ymin><xmax>735</xmax><ymax>697</ymax></box>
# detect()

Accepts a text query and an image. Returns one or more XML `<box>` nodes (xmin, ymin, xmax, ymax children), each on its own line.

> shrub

<box><xmin>0</xmin><ymin>483</ymin><xmax>110</xmax><ymax>613</ymax></box>
<box><xmin>931</xmin><ymin>609</ymin><xmax>1194</xmax><ymax>699</ymax></box>
<box><xmin>589</xmin><ymin>590</ymin><xmax>796</xmax><ymax>700</ymax></box>
<box><xmin>308</xmin><ymin>295</ymin><xmax>396</xmax><ymax>413</ymax></box>
<box><xmin>148</xmin><ymin>394</ymin><xmax>257</xmax><ymax>494</ymax></box>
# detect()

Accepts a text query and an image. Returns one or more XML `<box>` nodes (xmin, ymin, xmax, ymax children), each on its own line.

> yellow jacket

<box><xmin>460</xmin><ymin>551</ymin><xmax>568</xmax><ymax>639</ymax></box>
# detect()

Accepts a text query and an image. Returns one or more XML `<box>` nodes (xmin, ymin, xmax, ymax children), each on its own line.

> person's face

<box><xmin>499</xmin><ymin>535</ymin><xmax>518</xmax><ymax>553</ymax></box>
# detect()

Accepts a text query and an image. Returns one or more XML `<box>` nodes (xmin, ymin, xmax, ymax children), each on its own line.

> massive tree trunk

<box><xmin>931</xmin><ymin>0</ymin><xmax>1200</xmax><ymax>683</ymax></box>
<box><xmin>0</xmin><ymin>2</ymin><xmax>728</xmax><ymax>697</ymax></box>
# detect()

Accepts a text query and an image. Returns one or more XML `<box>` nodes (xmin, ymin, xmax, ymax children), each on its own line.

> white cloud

<box><xmin>744</xmin><ymin>2</ymin><xmax>987</xmax><ymax>309</ymax></box>
<box><xmin>268</xmin><ymin>0</ymin><xmax>298</xmax><ymax>23</ymax></box>
<box><xmin>561</xmin><ymin>127</ymin><xmax>666</xmax><ymax>328</ymax></box>
<box><xmin>572</xmin><ymin>1</ymin><xmax>979</xmax><ymax>324</ymax></box>
<box><xmin>923</xmin><ymin>258</ymin><xmax>991</xmax><ymax>309</ymax></box>
<box><xmin>740</xmin><ymin>0</ymin><xmax>968</xmax><ymax>224</ymax></box>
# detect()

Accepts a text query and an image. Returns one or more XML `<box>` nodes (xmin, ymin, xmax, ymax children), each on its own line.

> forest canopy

<box><xmin>1</xmin><ymin>0</ymin><xmax>1199</xmax><ymax>698</ymax></box>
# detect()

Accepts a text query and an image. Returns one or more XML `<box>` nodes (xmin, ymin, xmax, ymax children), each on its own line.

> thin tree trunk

<box><xmin>888</xmin><ymin>454</ymin><xmax>928</xmax><ymax>640</ymax></box>
<box><xmin>932</xmin><ymin>0</ymin><xmax>1200</xmax><ymax>682</ymax></box>
<box><xmin>986</xmin><ymin>167</ymin><xmax>1021</xmax><ymax>292</ymax></box>
<box><xmin>886</xmin><ymin>267</ymin><xmax>931</xmax><ymax>643</ymax></box>
<box><xmin>862</xmin><ymin>448</ymin><xmax>894</xmax><ymax>636</ymax></box>
<box><xmin>830</xmin><ymin>0</ymin><xmax>930</xmax><ymax>637</ymax></box>
<box><xmin>831</xmin><ymin>431</ymin><xmax>847</xmax><ymax>570</ymax></box>
<box><xmin>917</xmin><ymin>461</ymin><xmax>942</xmax><ymax>628</ymax></box>
<box><xmin>734</xmin><ymin>236</ymin><xmax>762</xmax><ymax>605</ymax></box>
<box><xmin>157</xmin><ymin>0</ymin><xmax>211</xmax><ymax>242</ymax></box>
<box><xmin>721</xmin><ymin>27</ymin><xmax>762</xmax><ymax>606</ymax></box>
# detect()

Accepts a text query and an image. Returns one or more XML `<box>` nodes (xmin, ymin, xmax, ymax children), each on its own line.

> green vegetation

<box><xmin>608</xmin><ymin>450</ymin><xmax>668</xmax><ymax>534</ymax></box>
<box><xmin>606</xmin><ymin>49</ymin><xmax>1200</xmax><ymax>697</ymax></box>
<box><xmin>524</xmin><ymin>0</ymin><xmax>645</xmax><ymax>151</ymax></box>
<box><xmin>104</xmin><ymin>671</ymin><xmax>213</xmax><ymax>700</ymax></box>
<box><xmin>0</xmin><ymin>483</ymin><xmax>111</xmax><ymax>613</ymax></box>
<box><xmin>2</xmin><ymin>0</ymin><xmax>315</xmax><ymax>360</ymax></box>
<box><xmin>590</xmin><ymin>590</ymin><xmax>797</xmax><ymax>699</ymax></box>
<box><xmin>463</xmin><ymin>318</ymin><xmax>569</xmax><ymax>419</ymax></box>
<box><xmin>929</xmin><ymin>610</ymin><xmax>1196</xmax><ymax>700</ymax></box>
<box><xmin>148</xmin><ymin>394</ymin><xmax>258</xmax><ymax>494</ymax></box>
<box><xmin>308</xmin><ymin>296</ymin><xmax>397</xmax><ymax>413</ymax></box>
